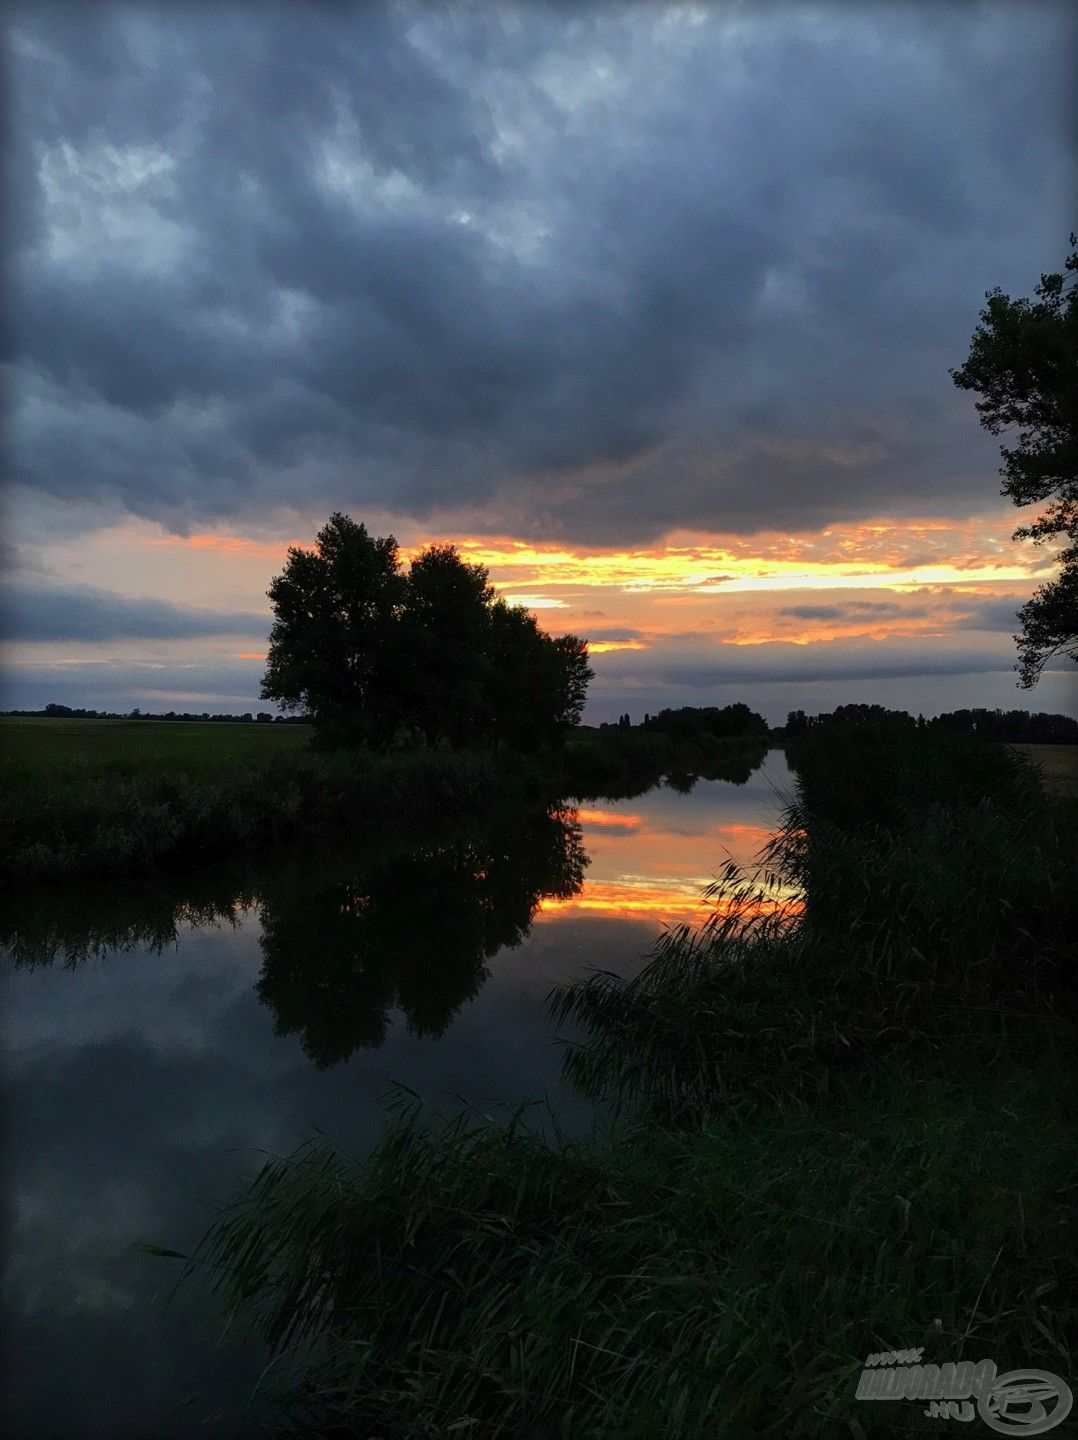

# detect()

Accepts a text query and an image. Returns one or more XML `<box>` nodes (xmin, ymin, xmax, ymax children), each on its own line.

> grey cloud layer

<box><xmin>5</xmin><ymin>3</ymin><xmax>1074</xmax><ymax>541</ymax></box>
<box><xmin>0</xmin><ymin>580</ymin><xmax>268</xmax><ymax>641</ymax></box>
<box><xmin>589</xmin><ymin>637</ymin><xmax>1068</xmax><ymax>689</ymax></box>
<box><xmin>776</xmin><ymin>595</ymin><xmax>1023</xmax><ymax>630</ymax></box>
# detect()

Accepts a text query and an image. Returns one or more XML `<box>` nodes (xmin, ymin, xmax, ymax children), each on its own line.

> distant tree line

<box><xmin>597</xmin><ymin>704</ymin><xmax>769</xmax><ymax>738</ymax></box>
<box><xmin>3</xmin><ymin>703</ymin><xmax>307</xmax><ymax>724</ymax></box>
<box><xmin>783</xmin><ymin>703</ymin><xmax>1078</xmax><ymax>744</ymax></box>
<box><xmin>261</xmin><ymin>513</ymin><xmax>592</xmax><ymax>751</ymax></box>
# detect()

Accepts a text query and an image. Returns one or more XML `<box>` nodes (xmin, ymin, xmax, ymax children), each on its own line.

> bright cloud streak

<box><xmin>504</xmin><ymin>595</ymin><xmax>569</xmax><ymax>609</ymax></box>
<box><xmin>575</xmin><ymin>808</ymin><xmax>644</xmax><ymax>830</ymax></box>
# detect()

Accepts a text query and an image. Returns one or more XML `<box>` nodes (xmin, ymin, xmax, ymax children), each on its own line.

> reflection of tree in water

<box><xmin>0</xmin><ymin>872</ymin><xmax>252</xmax><ymax>968</ymax></box>
<box><xmin>255</xmin><ymin>805</ymin><xmax>586</xmax><ymax>1067</ymax></box>
<box><xmin>3</xmin><ymin>753</ymin><xmax>766</xmax><ymax>1061</ymax></box>
<box><xmin>571</xmin><ymin>743</ymin><xmax>769</xmax><ymax>801</ymax></box>
<box><xmin>664</xmin><ymin>773</ymin><xmax>697</xmax><ymax>795</ymax></box>
<box><xmin>697</xmin><ymin>746</ymin><xmax>769</xmax><ymax>786</ymax></box>
<box><xmin>644</xmin><ymin>749</ymin><xmax>768</xmax><ymax>796</ymax></box>
<box><xmin>0</xmin><ymin>751</ymin><xmax>766</xmax><ymax>1013</ymax></box>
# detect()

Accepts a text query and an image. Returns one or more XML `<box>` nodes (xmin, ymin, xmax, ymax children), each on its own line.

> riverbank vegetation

<box><xmin>185</xmin><ymin>719</ymin><xmax>1076</xmax><ymax>1438</ymax></box>
<box><xmin>0</xmin><ymin>729</ymin><xmax>545</xmax><ymax>884</ymax></box>
<box><xmin>782</xmin><ymin>701</ymin><xmax>1078</xmax><ymax>743</ymax></box>
<box><xmin>0</xmin><ymin>710</ymin><xmax>769</xmax><ymax>883</ymax></box>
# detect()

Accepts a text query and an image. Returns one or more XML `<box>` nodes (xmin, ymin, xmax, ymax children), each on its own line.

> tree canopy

<box><xmin>261</xmin><ymin>513</ymin><xmax>593</xmax><ymax>748</ymax></box>
<box><xmin>641</xmin><ymin>703</ymin><xmax>769</xmax><ymax>740</ymax></box>
<box><xmin>951</xmin><ymin>237</ymin><xmax>1077</xmax><ymax>687</ymax></box>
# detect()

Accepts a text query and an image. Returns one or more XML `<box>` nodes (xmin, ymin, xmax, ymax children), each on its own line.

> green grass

<box><xmin>179</xmin><ymin>725</ymin><xmax>1076</xmax><ymax>1438</ymax></box>
<box><xmin>0</xmin><ymin>715</ymin><xmax>313</xmax><ymax>770</ymax></box>
<box><xmin>0</xmin><ymin>717</ymin><xmax>770</xmax><ymax>883</ymax></box>
<box><xmin>193</xmin><ymin>1047</ymin><xmax>1072</xmax><ymax>1439</ymax></box>
<box><xmin>0</xmin><ymin>729</ymin><xmax>553</xmax><ymax>884</ymax></box>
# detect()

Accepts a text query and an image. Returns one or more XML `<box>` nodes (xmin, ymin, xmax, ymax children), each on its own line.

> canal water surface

<box><xmin>2</xmin><ymin>749</ymin><xmax>793</xmax><ymax>1438</ymax></box>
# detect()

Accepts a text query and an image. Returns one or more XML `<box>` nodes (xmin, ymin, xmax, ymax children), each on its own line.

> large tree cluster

<box><xmin>261</xmin><ymin>514</ymin><xmax>592</xmax><ymax>749</ymax></box>
<box><xmin>952</xmin><ymin>238</ymin><xmax>1077</xmax><ymax>687</ymax></box>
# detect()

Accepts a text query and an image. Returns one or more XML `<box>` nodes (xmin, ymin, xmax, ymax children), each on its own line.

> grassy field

<box><xmin>0</xmin><ymin>717</ymin><xmax>557</xmax><ymax>883</ymax></box>
<box><xmin>183</xmin><ymin>723</ymin><xmax>1076</xmax><ymax>1438</ymax></box>
<box><xmin>0</xmin><ymin>716</ymin><xmax>773</xmax><ymax>882</ymax></box>
<box><xmin>1011</xmin><ymin>740</ymin><xmax>1078</xmax><ymax>795</ymax></box>
<box><xmin>0</xmin><ymin>715</ymin><xmax>313</xmax><ymax>771</ymax></box>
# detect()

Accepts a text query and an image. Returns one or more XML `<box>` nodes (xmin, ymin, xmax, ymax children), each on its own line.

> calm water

<box><xmin>1</xmin><ymin>750</ymin><xmax>792</xmax><ymax>1439</ymax></box>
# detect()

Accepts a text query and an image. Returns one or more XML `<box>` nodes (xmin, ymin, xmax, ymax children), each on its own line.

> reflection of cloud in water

<box><xmin>0</xmin><ymin>752</ymin><xmax>791</xmax><ymax>1438</ymax></box>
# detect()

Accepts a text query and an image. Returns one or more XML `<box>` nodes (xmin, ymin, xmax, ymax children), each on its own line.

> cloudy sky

<box><xmin>3</xmin><ymin>1</ymin><xmax>1075</xmax><ymax>721</ymax></box>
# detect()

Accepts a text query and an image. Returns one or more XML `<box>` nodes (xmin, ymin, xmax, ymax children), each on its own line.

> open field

<box><xmin>0</xmin><ymin>716</ymin><xmax>313</xmax><ymax>771</ymax></box>
<box><xmin>1011</xmin><ymin>741</ymin><xmax>1078</xmax><ymax>795</ymax></box>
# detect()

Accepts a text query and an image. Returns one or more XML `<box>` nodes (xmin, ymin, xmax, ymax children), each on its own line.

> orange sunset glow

<box><xmin>538</xmin><ymin>884</ymin><xmax>801</xmax><ymax>921</ymax></box>
<box><xmin>532</xmin><ymin>797</ymin><xmax>800</xmax><ymax>925</ymax></box>
<box><xmin>14</xmin><ymin>505</ymin><xmax>1058</xmax><ymax>719</ymax></box>
<box><xmin>10</xmin><ymin>498</ymin><xmax>1070</xmax><ymax>723</ymax></box>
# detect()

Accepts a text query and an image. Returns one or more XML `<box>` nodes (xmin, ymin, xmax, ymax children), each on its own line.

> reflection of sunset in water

<box><xmin>539</xmin><ymin>883</ymin><xmax>801</xmax><ymax>921</ymax></box>
<box><xmin>540</xmin><ymin>764</ymin><xmax>798</xmax><ymax>924</ymax></box>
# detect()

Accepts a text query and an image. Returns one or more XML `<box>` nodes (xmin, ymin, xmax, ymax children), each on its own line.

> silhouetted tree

<box><xmin>261</xmin><ymin>513</ymin><xmax>592</xmax><ymax>749</ymax></box>
<box><xmin>396</xmin><ymin>544</ymin><xmax>495</xmax><ymax>747</ymax></box>
<box><xmin>783</xmin><ymin>705</ymin><xmax>1077</xmax><ymax>745</ymax></box>
<box><xmin>484</xmin><ymin>601</ymin><xmax>591</xmax><ymax>750</ymax></box>
<box><xmin>261</xmin><ymin>514</ymin><xmax>407</xmax><ymax>745</ymax></box>
<box><xmin>952</xmin><ymin>238</ymin><xmax>1077</xmax><ymax>686</ymax></box>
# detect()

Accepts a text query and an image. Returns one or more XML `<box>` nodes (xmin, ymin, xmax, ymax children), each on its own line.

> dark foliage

<box><xmin>640</xmin><ymin>703</ymin><xmax>769</xmax><ymax>740</ymax></box>
<box><xmin>784</xmin><ymin>703</ymin><xmax>1078</xmax><ymax>743</ymax></box>
<box><xmin>261</xmin><ymin>513</ymin><xmax>593</xmax><ymax>749</ymax></box>
<box><xmin>184</xmin><ymin>723</ymin><xmax>1076</xmax><ymax>1438</ymax></box>
<box><xmin>952</xmin><ymin>237</ymin><xmax>1078</xmax><ymax>686</ymax></box>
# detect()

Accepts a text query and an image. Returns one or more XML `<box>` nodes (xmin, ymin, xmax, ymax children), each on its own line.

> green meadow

<box><xmin>0</xmin><ymin>714</ymin><xmax>314</xmax><ymax>770</ymax></box>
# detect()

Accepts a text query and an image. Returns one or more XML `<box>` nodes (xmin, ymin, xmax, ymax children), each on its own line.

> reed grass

<box><xmin>1</xmin><ymin>720</ymin><xmax>769</xmax><ymax>882</ymax></box>
<box><xmin>0</xmin><ymin>746</ymin><xmax>550</xmax><ymax>883</ymax></box>
<box><xmin>172</xmin><ymin>727</ymin><xmax>1076</xmax><ymax>1437</ymax></box>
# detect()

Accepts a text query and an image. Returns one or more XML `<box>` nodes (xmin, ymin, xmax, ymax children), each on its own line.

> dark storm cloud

<box><xmin>0</xmin><ymin>580</ymin><xmax>268</xmax><ymax>641</ymax></box>
<box><xmin>777</xmin><ymin>604</ymin><xmax>846</xmax><ymax>621</ymax></box>
<box><xmin>956</xmin><ymin>596</ymin><xmax>1023</xmax><ymax>632</ymax></box>
<box><xmin>4</xmin><ymin>3</ymin><xmax>1074</xmax><ymax>539</ymax></box>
